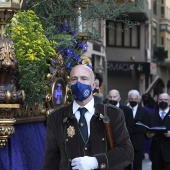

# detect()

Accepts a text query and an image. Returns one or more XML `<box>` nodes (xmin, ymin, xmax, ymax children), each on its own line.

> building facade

<box><xmin>105</xmin><ymin>0</ymin><xmax>151</xmax><ymax>102</ymax></box>
<box><xmin>154</xmin><ymin>0</ymin><xmax>170</xmax><ymax>95</ymax></box>
<box><xmin>104</xmin><ymin>0</ymin><xmax>170</xmax><ymax>102</ymax></box>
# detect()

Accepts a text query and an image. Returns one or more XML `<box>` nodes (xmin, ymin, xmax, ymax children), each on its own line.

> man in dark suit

<box><xmin>147</xmin><ymin>92</ymin><xmax>170</xmax><ymax>170</ymax></box>
<box><xmin>106</xmin><ymin>89</ymin><xmax>134</xmax><ymax>138</ymax></box>
<box><xmin>125</xmin><ymin>89</ymin><xmax>150</xmax><ymax>170</ymax></box>
<box><xmin>43</xmin><ymin>65</ymin><xmax>134</xmax><ymax>170</ymax></box>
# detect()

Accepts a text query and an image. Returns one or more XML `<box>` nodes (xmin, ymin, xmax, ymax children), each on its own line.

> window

<box><xmin>161</xmin><ymin>37</ymin><xmax>164</xmax><ymax>46</ymax></box>
<box><xmin>108</xmin><ymin>22</ymin><xmax>115</xmax><ymax>46</ymax></box>
<box><xmin>153</xmin><ymin>0</ymin><xmax>157</xmax><ymax>15</ymax></box>
<box><xmin>152</xmin><ymin>28</ymin><xmax>157</xmax><ymax>46</ymax></box>
<box><xmin>106</xmin><ymin>21</ymin><xmax>140</xmax><ymax>48</ymax></box>
<box><xmin>161</xmin><ymin>6</ymin><xmax>164</xmax><ymax>17</ymax></box>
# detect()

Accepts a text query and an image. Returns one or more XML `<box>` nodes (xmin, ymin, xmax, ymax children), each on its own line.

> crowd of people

<box><xmin>103</xmin><ymin>87</ymin><xmax>170</xmax><ymax>170</ymax></box>
<box><xmin>42</xmin><ymin>65</ymin><xmax>170</xmax><ymax>170</ymax></box>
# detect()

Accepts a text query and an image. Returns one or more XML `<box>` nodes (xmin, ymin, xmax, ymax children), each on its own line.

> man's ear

<box><xmin>92</xmin><ymin>80</ymin><xmax>97</xmax><ymax>90</ymax></box>
<box><xmin>118</xmin><ymin>97</ymin><xmax>121</xmax><ymax>102</ymax></box>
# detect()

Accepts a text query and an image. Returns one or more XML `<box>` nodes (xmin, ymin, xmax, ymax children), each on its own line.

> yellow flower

<box><xmin>28</xmin><ymin>49</ymin><xmax>33</xmax><ymax>53</ymax></box>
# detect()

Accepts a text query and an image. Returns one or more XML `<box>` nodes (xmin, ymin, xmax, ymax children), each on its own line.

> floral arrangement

<box><xmin>6</xmin><ymin>10</ymin><xmax>92</xmax><ymax>106</ymax></box>
<box><xmin>47</xmin><ymin>23</ymin><xmax>92</xmax><ymax>74</ymax></box>
<box><xmin>6</xmin><ymin>10</ymin><xmax>56</xmax><ymax>106</ymax></box>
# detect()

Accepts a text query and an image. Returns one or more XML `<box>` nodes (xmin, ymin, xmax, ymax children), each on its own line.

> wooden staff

<box><xmin>103</xmin><ymin>104</ymin><xmax>114</xmax><ymax>150</ymax></box>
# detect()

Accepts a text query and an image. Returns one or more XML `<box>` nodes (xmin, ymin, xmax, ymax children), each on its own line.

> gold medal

<box><xmin>67</xmin><ymin>126</ymin><xmax>75</xmax><ymax>138</ymax></box>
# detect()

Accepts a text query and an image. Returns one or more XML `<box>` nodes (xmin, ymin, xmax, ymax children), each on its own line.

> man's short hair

<box><xmin>128</xmin><ymin>90</ymin><xmax>140</xmax><ymax>98</ymax></box>
<box><xmin>95</xmin><ymin>73</ymin><xmax>103</xmax><ymax>87</ymax></box>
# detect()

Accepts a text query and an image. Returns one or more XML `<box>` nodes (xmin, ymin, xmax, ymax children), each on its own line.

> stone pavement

<box><xmin>142</xmin><ymin>154</ymin><xmax>152</xmax><ymax>170</ymax></box>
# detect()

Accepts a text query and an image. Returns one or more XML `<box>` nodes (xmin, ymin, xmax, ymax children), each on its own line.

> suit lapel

<box><xmin>164</xmin><ymin>110</ymin><xmax>170</xmax><ymax>124</ymax></box>
<box><xmin>134</xmin><ymin>106</ymin><xmax>142</xmax><ymax>121</ymax></box>
<box><xmin>63</xmin><ymin>104</ymin><xmax>84</xmax><ymax>159</ymax></box>
<box><xmin>90</xmin><ymin>103</ymin><xmax>108</xmax><ymax>154</ymax></box>
<box><xmin>90</xmin><ymin>114</ymin><xmax>107</xmax><ymax>154</ymax></box>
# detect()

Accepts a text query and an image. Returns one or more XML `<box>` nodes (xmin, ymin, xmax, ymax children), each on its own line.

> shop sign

<box><xmin>107</xmin><ymin>61</ymin><xmax>150</xmax><ymax>75</ymax></box>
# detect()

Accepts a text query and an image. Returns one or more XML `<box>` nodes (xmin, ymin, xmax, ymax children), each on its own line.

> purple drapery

<box><xmin>0</xmin><ymin>122</ymin><xmax>46</xmax><ymax>170</ymax></box>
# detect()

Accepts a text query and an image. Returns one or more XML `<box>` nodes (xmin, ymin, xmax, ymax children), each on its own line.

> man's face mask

<box><xmin>129</xmin><ymin>101</ymin><xmax>138</xmax><ymax>107</ymax></box>
<box><xmin>109</xmin><ymin>100</ymin><xmax>118</xmax><ymax>106</ymax></box>
<box><xmin>71</xmin><ymin>81</ymin><xmax>92</xmax><ymax>101</ymax></box>
<box><xmin>159</xmin><ymin>101</ymin><xmax>168</xmax><ymax>110</ymax></box>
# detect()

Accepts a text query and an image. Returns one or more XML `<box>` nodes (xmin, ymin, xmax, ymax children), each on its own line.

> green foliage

<box><xmin>153</xmin><ymin>47</ymin><xmax>168</xmax><ymax>63</ymax></box>
<box><xmin>6</xmin><ymin>10</ymin><xmax>56</xmax><ymax>106</ymax></box>
<box><xmin>22</xmin><ymin>0</ymin><xmax>141</xmax><ymax>40</ymax></box>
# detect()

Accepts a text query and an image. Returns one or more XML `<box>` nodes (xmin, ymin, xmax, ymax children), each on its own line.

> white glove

<box><xmin>71</xmin><ymin>156</ymin><xmax>98</xmax><ymax>170</ymax></box>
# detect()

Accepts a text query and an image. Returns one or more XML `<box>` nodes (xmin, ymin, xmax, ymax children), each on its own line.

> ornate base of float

<box><xmin>0</xmin><ymin>118</ymin><xmax>16</xmax><ymax>147</ymax></box>
<box><xmin>0</xmin><ymin>104</ymin><xmax>19</xmax><ymax>147</ymax></box>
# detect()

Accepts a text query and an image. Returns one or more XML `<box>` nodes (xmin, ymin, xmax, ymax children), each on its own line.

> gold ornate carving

<box><xmin>0</xmin><ymin>4</ymin><xmax>69</xmax><ymax>147</ymax></box>
<box><xmin>12</xmin><ymin>53</ymin><xmax>68</xmax><ymax>119</ymax></box>
<box><xmin>0</xmin><ymin>0</ymin><xmax>24</xmax><ymax>147</ymax></box>
<box><xmin>0</xmin><ymin>118</ymin><xmax>16</xmax><ymax>148</ymax></box>
<box><xmin>45</xmin><ymin>53</ymin><xmax>68</xmax><ymax>111</ymax></box>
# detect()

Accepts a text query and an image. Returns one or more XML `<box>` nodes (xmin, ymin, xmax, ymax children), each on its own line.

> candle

<box><xmin>77</xmin><ymin>7</ymin><xmax>82</xmax><ymax>32</ymax></box>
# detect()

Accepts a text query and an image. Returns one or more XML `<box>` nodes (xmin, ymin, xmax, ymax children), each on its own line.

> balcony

<box><xmin>124</xmin><ymin>0</ymin><xmax>149</xmax><ymax>22</ymax></box>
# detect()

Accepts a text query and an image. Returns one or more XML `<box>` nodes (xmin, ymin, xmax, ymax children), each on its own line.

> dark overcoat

<box><xmin>130</xmin><ymin>106</ymin><xmax>150</xmax><ymax>151</ymax></box>
<box><xmin>150</xmin><ymin>110</ymin><xmax>170</xmax><ymax>163</ymax></box>
<box><xmin>43</xmin><ymin>103</ymin><xmax>134</xmax><ymax>170</ymax></box>
<box><xmin>119</xmin><ymin>104</ymin><xmax>134</xmax><ymax>138</ymax></box>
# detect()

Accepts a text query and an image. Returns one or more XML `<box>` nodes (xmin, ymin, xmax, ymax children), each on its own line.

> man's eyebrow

<box><xmin>70</xmin><ymin>76</ymin><xmax>77</xmax><ymax>79</ymax></box>
<box><xmin>80</xmin><ymin>76</ymin><xmax>88</xmax><ymax>79</ymax></box>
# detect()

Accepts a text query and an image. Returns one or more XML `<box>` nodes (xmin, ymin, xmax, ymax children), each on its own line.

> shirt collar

<box><xmin>159</xmin><ymin>107</ymin><xmax>169</xmax><ymax>114</ymax></box>
<box><xmin>116</xmin><ymin>102</ymin><xmax>120</xmax><ymax>107</ymax></box>
<box><xmin>73</xmin><ymin>98</ymin><xmax>94</xmax><ymax>114</ymax></box>
<box><xmin>129</xmin><ymin>104</ymin><xmax>138</xmax><ymax>111</ymax></box>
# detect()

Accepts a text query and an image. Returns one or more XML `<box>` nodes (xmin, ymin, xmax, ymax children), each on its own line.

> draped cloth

<box><xmin>0</xmin><ymin>122</ymin><xmax>46</xmax><ymax>170</ymax></box>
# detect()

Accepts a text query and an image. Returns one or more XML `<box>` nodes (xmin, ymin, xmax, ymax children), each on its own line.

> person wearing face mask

<box><xmin>147</xmin><ymin>93</ymin><xmax>170</xmax><ymax>170</ymax></box>
<box><xmin>43</xmin><ymin>65</ymin><xmax>134</xmax><ymax>170</ymax></box>
<box><xmin>106</xmin><ymin>89</ymin><xmax>134</xmax><ymax>139</ymax></box>
<box><xmin>125</xmin><ymin>90</ymin><xmax>150</xmax><ymax>170</ymax></box>
<box><xmin>93</xmin><ymin>73</ymin><xmax>103</xmax><ymax>104</ymax></box>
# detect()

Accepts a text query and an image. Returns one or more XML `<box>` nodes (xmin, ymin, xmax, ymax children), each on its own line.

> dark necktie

<box><xmin>78</xmin><ymin>107</ymin><xmax>88</xmax><ymax>143</ymax></box>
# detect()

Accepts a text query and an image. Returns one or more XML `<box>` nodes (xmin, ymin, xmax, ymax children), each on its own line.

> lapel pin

<box><xmin>67</xmin><ymin>126</ymin><xmax>75</xmax><ymax>138</ymax></box>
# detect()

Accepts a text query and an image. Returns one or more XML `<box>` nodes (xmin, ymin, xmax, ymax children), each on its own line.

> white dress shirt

<box><xmin>129</xmin><ymin>104</ymin><xmax>138</xmax><ymax>118</ymax></box>
<box><xmin>72</xmin><ymin>98</ymin><xmax>95</xmax><ymax>137</ymax></box>
<box><xmin>116</xmin><ymin>102</ymin><xmax>120</xmax><ymax>107</ymax></box>
<box><xmin>159</xmin><ymin>107</ymin><xmax>169</xmax><ymax>118</ymax></box>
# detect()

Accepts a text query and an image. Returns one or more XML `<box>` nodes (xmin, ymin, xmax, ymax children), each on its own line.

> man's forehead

<box><xmin>129</xmin><ymin>94</ymin><xmax>138</xmax><ymax>98</ymax></box>
<box><xmin>159</xmin><ymin>94</ymin><xmax>169</xmax><ymax>99</ymax></box>
<box><xmin>71</xmin><ymin>65</ymin><xmax>92</xmax><ymax>74</ymax></box>
<box><xmin>110</xmin><ymin>90</ymin><xmax>118</xmax><ymax>95</ymax></box>
<box><xmin>70</xmin><ymin>65</ymin><xmax>95</xmax><ymax>81</ymax></box>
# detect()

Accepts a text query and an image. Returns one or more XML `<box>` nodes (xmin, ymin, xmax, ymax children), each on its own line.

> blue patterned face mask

<box><xmin>71</xmin><ymin>81</ymin><xmax>92</xmax><ymax>101</ymax></box>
